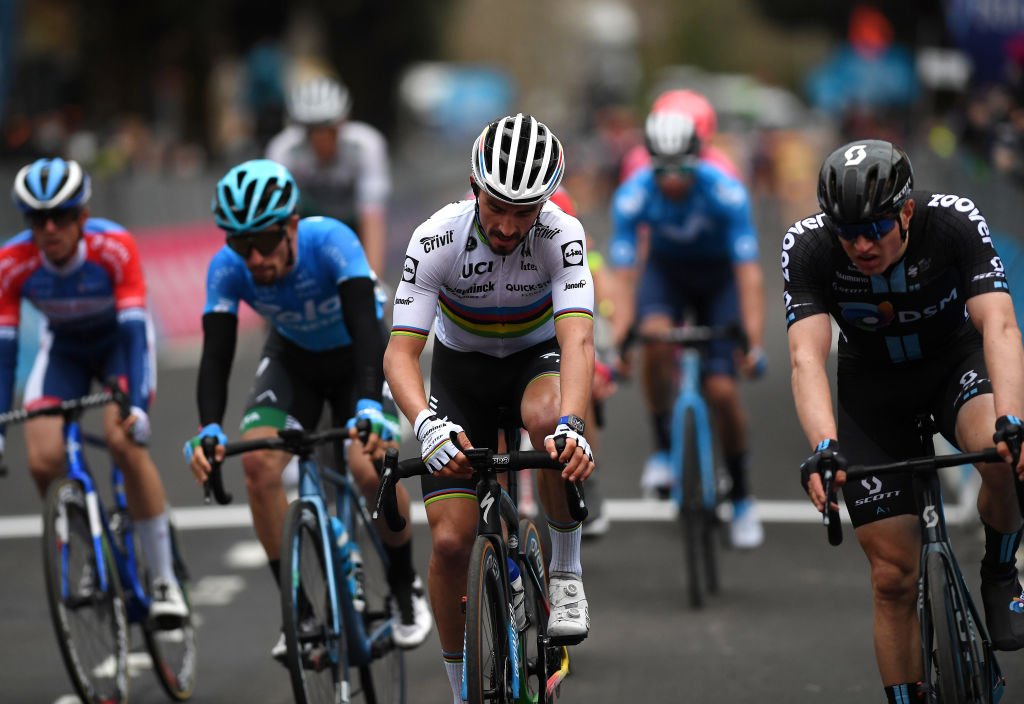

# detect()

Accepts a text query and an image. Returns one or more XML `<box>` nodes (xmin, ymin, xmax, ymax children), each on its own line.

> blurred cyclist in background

<box><xmin>266</xmin><ymin>75</ymin><xmax>390</xmax><ymax>277</ymax></box>
<box><xmin>184</xmin><ymin>159</ymin><xmax>431</xmax><ymax>659</ymax></box>
<box><xmin>608</xmin><ymin>109</ymin><xmax>767</xmax><ymax>549</ymax></box>
<box><xmin>2</xmin><ymin>157</ymin><xmax>187</xmax><ymax>624</ymax></box>
<box><xmin>619</xmin><ymin>89</ymin><xmax>742</xmax><ymax>183</ymax></box>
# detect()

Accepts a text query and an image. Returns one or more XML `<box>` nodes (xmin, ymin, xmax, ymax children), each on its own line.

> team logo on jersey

<box><xmin>403</xmin><ymin>256</ymin><xmax>419</xmax><ymax>284</ymax></box>
<box><xmin>421</xmin><ymin>230</ymin><xmax>454</xmax><ymax>253</ymax></box>
<box><xmin>561</xmin><ymin>240</ymin><xmax>584</xmax><ymax>268</ymax></box>
<box><xmin>838</xmin><ymin>301</ymin><xmax>895</xmax><ymax>331</ymax></box>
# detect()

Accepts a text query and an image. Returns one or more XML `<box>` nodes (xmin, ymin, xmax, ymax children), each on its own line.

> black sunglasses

<box><xmin>226</xmin><ymin>226</ymin><xmax>286</xmax><ymax>257</ymax></box>
<box><xmin>26</xmin><ymin>208</ymin><xmax>80</xmax><ymax>228</ymax></box>
<box><xmin>835</xmin><ymin>217</ymin><xmax>897</xmax><ymax>243</ymax></box>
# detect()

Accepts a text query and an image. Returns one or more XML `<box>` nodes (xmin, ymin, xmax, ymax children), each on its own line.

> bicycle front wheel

<box><xmin>347</xmin><ymin>490</ymin><xmax>405</xmax><ymax>704</ymax></box>
<box><xmin>281</xmin><ymin>501</ymin><xmax>347</xmax><ymax>704</ymax></box>
<box><xmin>141</xmin><ymin>519</ymin><xmax>198</xmax><ymax>700</ymax></box>
<box><xmin>43</xmin><ymin>478</ymin><xmax>129</xmax><ymax>704</ymax></box>
<box><xmin>679</xmin><ymin>407</ymin><xmax>716</xmax><ymax>609</ymax></box>
<box><xmin>926</xmin><ymin>551</ymin><xmax>980</xmax><ymax>703</ymax></box>
<box><xmin>519</xmin><ymin>518</ymin><xmax>562</xmax><ymax>703</ymax></box>
<box><xmin>465</xmin><ymin>536</ymin><xmax>512</xmax><ymax>704</ymax></box>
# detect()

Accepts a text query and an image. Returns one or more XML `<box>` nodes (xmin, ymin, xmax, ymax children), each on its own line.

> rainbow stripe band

<box><xmin>423</xmin><ymin>488</ymin><xmax>477</xmax><ymax>507</ymax></box>
<box><xmin>547</xmin><ymin>518</ymin><xmax>582</xmax><ymax>533</ymax></box>
<box><xmin>391</xmin><ymin>325</ymin><xmax>429</xmax><ymax>339</ymax></box>
<box><xmin>553</xmin><ymin>307</ymin><xmax>593</xmax><ymax>322</ymax></box>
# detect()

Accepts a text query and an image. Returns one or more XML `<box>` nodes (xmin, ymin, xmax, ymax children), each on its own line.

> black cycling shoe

<box><xmin>981</xmin><ymin>572</ymin><xmax>1024</xmax><ymax>651</ymax></box>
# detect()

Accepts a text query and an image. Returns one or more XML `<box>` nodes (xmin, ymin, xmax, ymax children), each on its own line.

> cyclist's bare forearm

<box><xmin>788</xmin><ymin>315</ymin><xmax>837</xmax><ymax>449</ymax></box>
<box><xmin>734</xmin><ymin>260</ymin><xmax>765</xmax><ymax>349</ymax></box>
<box><xmin>554</xmin><ymin>316</ymin><xmax>594</xmax><ymax>421</ymax></box>
<box><xmin>382</xmin><ymin>333</ymin><xmax>430</xmax><ymax>425</ymax></box>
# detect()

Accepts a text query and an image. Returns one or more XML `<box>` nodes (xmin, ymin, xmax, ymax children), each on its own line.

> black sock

<box><xmin>385</xmin><ymin>541</ymin><xmax>415</xmax><ymax>589</ymax></box>
<box><xmin>726</xmin><ymin>453</ymin><xmax>748</xmax><ymax>503</ymax></box>
<box><xmin>268</xmin><ymin>558</ymin><xmax>281</xmax><ymax>588</ymax></box>
<box><xmin>981</xmin><ymin>521</ymin><xmax>1022</xmax><ymax>579</ymax></box>
<box><xmin>883</xmin><ymin>682</ymin><xmax>922</xmax><ymax>703</ymax></box>
<box><xmin>652</xmin><ymin>413</ymin><xmax>671</xmax><ymax>453</ymax></box>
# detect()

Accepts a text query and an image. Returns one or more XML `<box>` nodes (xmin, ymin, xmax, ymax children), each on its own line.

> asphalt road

<box><xmin>2</xmin><ymin>205</ymin><xmax>1024</xmax><ymax>703</ymax></box>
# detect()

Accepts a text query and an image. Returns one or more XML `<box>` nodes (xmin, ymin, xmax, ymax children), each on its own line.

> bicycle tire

<box><xmin>42</xmin><ymin>478</ymin><xmax>130</xmax><ymax>704</ymax></box>
<box><xmin>465</xmin><ymin>535</ymin><xmax>512</xmax><ymax>704</ymax></box>
<box><xmin>519</xmin><ymin>518</ymin><xmax>557</xmax><ymax>703</ymax></box>
<box><xmin>679</xmin><ymin>408</ymin><xmax>711</xmax><ymax>609</ymax></box>
<box><xmin>140</xmin><ymin>519</ymin><xmax>198</xmax><ymax>701</ymax></box>
<box><xmin>281</xmin><ymin>500</ymin><xmax>347</xmax><ymax>704</ymax></box>
<box><xmin>347</xmin><ymin>491</ymin><xmax>405</xmax><ymax>704</ymax></box>
<box><xmin>926</xmin><ymin>551</ymin><xmax>976</xmax><ymax>703</ymax></box>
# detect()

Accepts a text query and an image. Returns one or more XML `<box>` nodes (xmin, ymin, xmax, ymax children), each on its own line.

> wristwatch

<box><xmin>559</xmin><ymin>414</ymin><xmax>585</xmax><ymax>435</ymax></box>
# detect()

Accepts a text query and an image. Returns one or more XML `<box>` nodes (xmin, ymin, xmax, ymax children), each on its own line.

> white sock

<box><xmin>135</xmin><ymin>512</ymin><xmax>176</xmax><ymax>585</ymax></box>
<box><xmin>444</xmin><ymin>658</ymin><xmax>464</xmax><ymax>703</ymax></box>
<box><xmin>547</xmin><ymin>522</ymin><xmax>582</xmax><ymax>576</ymax></box>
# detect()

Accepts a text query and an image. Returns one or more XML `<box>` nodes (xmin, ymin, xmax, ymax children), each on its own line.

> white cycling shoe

<box><xmin>389</xmin><ymin>575</ymin><xmax>433</xmax><ymax>649</ymax></box>
<box><xmin>729</xmin><ymin>498</ymin><xmax>764</xmax><ymax>549</ymax></box>
<box><xmin>547</xmin><ymin>571</ymin><xmax>589</xmax><ymax>645</ymax></box>
<box><xmin>149</xmin><ymin>577</ymin><xmax>188</xmax><ymax>628</ymax></box>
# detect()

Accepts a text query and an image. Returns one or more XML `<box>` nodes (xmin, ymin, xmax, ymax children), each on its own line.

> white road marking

<box><xmin>0</xmin><ymin>499</ymin><xmax>978</xmax><ymax>538</ymax></box>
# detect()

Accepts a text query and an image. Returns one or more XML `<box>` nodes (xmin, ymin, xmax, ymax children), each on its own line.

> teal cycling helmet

<box><xmin>212</xmin><ymin>159</ymin><xmax>299</xmax><ymax>234</ymax></box>
<box><xmin>12</xmin><ymin>158</ymin><xmax>91</xmax><ymax>212</ymax></box>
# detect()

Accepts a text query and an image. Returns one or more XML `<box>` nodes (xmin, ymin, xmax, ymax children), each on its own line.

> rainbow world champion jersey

<box><xmin>391</xmin><ymin>199</ymin><xmax>594</xmax><ymax>358</ymax></box>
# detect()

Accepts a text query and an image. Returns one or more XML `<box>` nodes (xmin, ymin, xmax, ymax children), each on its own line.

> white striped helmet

<box><xmin>470</xmin><ymin>113</ymin><xmax>564</xmax><ymax>205</ymax></box>
<box><xmin>287</xmin><ymin>76</ymin><xmax>351</xmax><ymax>125</ymax></box>
<box><xmin>644</xmin><ymin>110</ymin><xmax>701</xmax><ymax>165</ymax></box>
<box><xmin>11</xmin><ymin>158</ymin><xmax>91</xmax><ymax>212</ymax></box>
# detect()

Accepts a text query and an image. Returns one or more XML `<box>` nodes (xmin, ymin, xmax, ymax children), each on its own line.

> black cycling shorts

<box><xmin>420</xmin><ymin>337</ymin><xmax>561</xmax><ymax>504</ymax></box>
<box><xmin>837</xmin><ymin>337</ymin><xmax>990</xmax><ymax>528</ymax></box>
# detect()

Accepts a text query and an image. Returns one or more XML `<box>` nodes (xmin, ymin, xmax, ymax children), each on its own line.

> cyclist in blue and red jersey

<box><xmin>608</xmin><ymin>110</ymin><xmax>767</xmax><ymax>548</ymax></box>
<box><xmin>1</xmin><ymin>158</ymin><xmax>187</xmax><ymax>624</ymax></box>
<box><xmin>787</xmin><ymin>140</ymin><xmax>1024</xmax><ymax>701</ymax></box>
<box><xmin>183</xmin><ymin>159</ymin><xmax>431</xmax><ymax>659</ymax></box>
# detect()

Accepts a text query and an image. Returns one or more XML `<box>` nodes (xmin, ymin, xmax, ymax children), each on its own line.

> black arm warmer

<box><xmin>339</xmin><ymin>277</ymin><xmax>385</xmax><ymax>402</ymax></box>
<box><xmin>197</xmin><ymin>312</ymin><xmax>238</xmax><ymax>426</ymax></box>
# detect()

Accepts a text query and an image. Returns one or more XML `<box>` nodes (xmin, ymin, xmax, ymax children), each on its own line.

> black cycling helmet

<box><xmin>817</xmin><ymin>139</ymin><xmax>913</xmax><ymax>224</ymax></box>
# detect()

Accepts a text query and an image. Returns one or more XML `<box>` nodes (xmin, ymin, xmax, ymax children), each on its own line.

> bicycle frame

<box><xmin>61</xmin><ymin>412</ymin><xmax>154</xmax><ymax>624</ymax></box>
<box><xmin>910</xmin><ymin>433</ymin><xmax>1005</xmax><ymax>703</ymax></box>
<box><xmin>294</xmin><ymin>447</ymin><xmax>394</xmax><ymax>667</ymax></box>
<box><xmin>670</xmin><ymin>347</ymin><xmax>715</xmax><ymax>509</ymax></box>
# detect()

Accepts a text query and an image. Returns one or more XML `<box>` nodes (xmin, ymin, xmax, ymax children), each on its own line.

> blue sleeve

<box><xmin>0</xmin><ymin>329</ymin><xmax>16</xmax><ymax>436</ymax></box>
<box><xmin>609</xmin><ymin>178</ymin><xmax>646</xmax><ymax>268</ymax></box>
<box><xmin>317</xmin><ymin>218</ymin><xmax>373</xmax><ymax>284</ymax></box>
<box><xmin>202</xmin><ymin>248</ymin><xmax>244</xmax><ymax>316</ymax></box>
<box><xmin>117</xmin><ymin>308</ymin><xmax>150</xmax><ymax>410</ymax></box>
<box><xmin>711</xmin><ymin>176</ymin><xmax>759</xmax><ymax>263</ymax></box>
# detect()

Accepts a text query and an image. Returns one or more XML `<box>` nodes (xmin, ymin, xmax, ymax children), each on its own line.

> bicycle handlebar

<box><xmin>372</xmin><ymin>438</ymin><xmax>587</xmax><ymax>532</ymax></box>
<box><xmin>0</xmin><ymin>376</ymin><xmax>131</xmax><ymax>427</ymax></box>
<box><xmin>818</xmin><ymin>446</ymin><xmax>1004</xmax><ymax>546</ymax></box>
<box><xmin>620</xmin><ymin>322</ymin><xmax>749</xmax><ymax>355</ymax></box>
<box><xmin>201</xmin><ymin>426</ymin><xmax>353</xmax><ymax>505</ymax></box>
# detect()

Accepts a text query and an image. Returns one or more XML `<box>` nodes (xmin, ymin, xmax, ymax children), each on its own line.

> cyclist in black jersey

<box><xmin>183</xmin><ymin>159</ymin><xmax>431</xmax><ymax>658</ymax></box>
<box><xmin>784</xmin><ymin>139</ymin><xmax>1024</xmax><ymax>702</ymax></box>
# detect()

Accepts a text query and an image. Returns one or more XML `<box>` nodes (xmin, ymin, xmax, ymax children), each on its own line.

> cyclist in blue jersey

<box><xmin>184</xmin><ymin>159</ymin><xmax>431</xmax><ymax>658</ymax></box>
<box><xmin>608</xmin><ymin>110</ymin><xmax>767</xmax><ymax>548</ymax></box>
<box><xmin>2</xmin><ymin>158</ymin><xmax>187</xmax><ymax>623</ymax></box>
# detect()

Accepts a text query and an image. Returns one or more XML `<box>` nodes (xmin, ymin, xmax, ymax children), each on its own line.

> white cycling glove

<box><xmin>128</xmin><ymin>406</ymin><xmax>150</xmax><ymax>444</ymax></box>
<box><xmin>414</xmin><ymin>409</ymin><xmax>464</xmax><ymax>474</ymax></box>
<box><xmin>545</xmin><ymin>423</ymin><xmax>594</xmax><ymax>463</ymax></box>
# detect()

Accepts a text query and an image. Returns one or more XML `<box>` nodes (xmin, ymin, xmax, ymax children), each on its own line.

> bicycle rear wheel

<box><xmin>140</xmin><ymin>519</ymin><xmax>198</xmax><ymax>700</ymax></box>
<box><xmin>679</xmin><ymin>408</ymin><xmax>716</xmax><ymax>609</ymax></box>
<box><xmin>43</xmin><ymin>478</ymin><xmax>129</xmax><ymax>704</ymax></box>
<box><xmin>925</xmin><ymin>551</ymin><xmax>982</xmax><ymax>703</ymax></box>
<box><xmin>465</xmin><ymin>535</ymin><xmax>512</xmax><ymax>704</ymax></box>
<box><xmin>348</xmin><ymin>491</ymin><xmax>405</xmax><ymax>704</ymax></box>
<box><xmin>281</xmin><ymin>500</ymin><xmax>347</xmax><ymax>704</ymax></box>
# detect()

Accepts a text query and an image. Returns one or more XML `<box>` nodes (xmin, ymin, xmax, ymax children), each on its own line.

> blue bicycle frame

<box><xmin>669</xmin><ymin>347</ymin><xmax>716</xmax><ymax>510</ymax></box>
<box><xmin>293</xmin><ymin>451</ymin><xmax>393</xmax><ymax>668</ymax></box>
<box><xmin>63</xmin><ymin>419</ymin><xmax>154</xmax><ymax>624</ymax></box>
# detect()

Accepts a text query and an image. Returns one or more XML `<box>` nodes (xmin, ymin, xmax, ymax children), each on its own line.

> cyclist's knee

<box><xmin>241</xmin><ymin>449</ymin><xmax>285</xmax><ymax>493</ymax></box>
<box><xmin>431</xmin><ymin>527</ymin><xmax>474</xmax><ymax>572</ymax></box>
<box><xmin>868</xmin><ymin>556</ymin><xmax>918</xmax><ymax>605</ymax></box>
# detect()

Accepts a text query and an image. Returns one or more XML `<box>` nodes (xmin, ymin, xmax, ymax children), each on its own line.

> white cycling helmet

<box><xmin>287</xmin><ymin>76</ymin><xmax>351</xmax><ymax>125</ymax></box>
<box><xmin>470</xmin><ymin>113</ymin><xmax>564</xmax><ymax>205</ymax></box>
<box><xmin>644</xmin><ymin>110</ymin><xmax>701</xmax><ymax>165</ymax></box>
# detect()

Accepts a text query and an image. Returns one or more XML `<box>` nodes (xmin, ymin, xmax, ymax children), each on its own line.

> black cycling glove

<box><xmin>993</xmin><ymin>415</ymin><xmax>1023</xmax><ymax>467</ymax></box>
<box><xmin>799</xmin><ymin>438</ymin><xmax>847</xmax><ymax>494</ymax></box>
